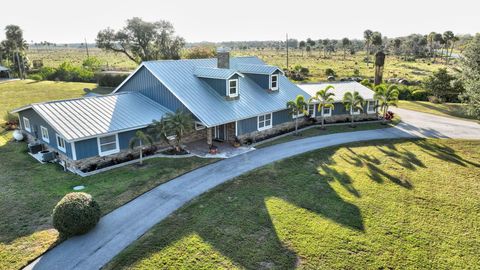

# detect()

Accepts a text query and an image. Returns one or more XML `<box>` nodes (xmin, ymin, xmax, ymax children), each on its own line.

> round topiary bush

<box><xmin>52</xmin><ymin>192</ymin><xmax>101</xmax><ymax>237</ymax></box>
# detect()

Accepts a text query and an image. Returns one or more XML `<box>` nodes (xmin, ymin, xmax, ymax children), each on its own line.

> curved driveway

<box><xmin>26</xmin><ymin>108</ymin><xmax>480</xmax><ymax>270</ymax></box>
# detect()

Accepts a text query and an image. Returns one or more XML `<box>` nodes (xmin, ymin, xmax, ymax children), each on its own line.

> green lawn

<box><xmin>256</xmin><ymin>115</ymin><xmax>401</xmax><ymax>148</ymax></box>
<box><xmin>0</xmin><ymin>79</ymin><xmax>112</xmax><ymax>117</ymax></box>
<box><xmin>105</xmin><ymin>139</ymin><xmax>480</xmax><ymax>270</ymax></box>
<box><xmin>398</xmin><ymin>101</ymin><xmax>478</xmax><ymax>121</ymax></box>
<box><xmin>0</xmin><ymin>139</ymin><xmax>216</xmax><ymax>270</ymax></box>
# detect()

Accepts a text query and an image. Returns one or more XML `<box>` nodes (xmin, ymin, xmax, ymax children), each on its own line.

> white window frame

<box><xmin>351</xmin><ymin>107</ymin><xmax>361</xmax><ymax>115</ymax></box>
<box><xmin>308</xmin><ymin>104</ymin><xmax>316</xmax><ymax>117</ymax></box>
<box><xmin>322</xmin><ymin>106</ymin><xmax>332</xmax><ymax>117</ymax></box>
<box><xmin>56</xmin><ymin>134</ymin><xmax>67</xmax><ymax>152</ymax></box>
<box><xmin>195</xmin><ymin>122</ymin><xmax>206</xmax><ymax>131</ymax></box>
<box><xmin>270</xmin><ymin>74</ymin><xmax>279</xmax><ymax>90</ymax></box>
<box><xmin>367</xmin><ymin>100</ymin><xmax>376</xmax><ymax>113</ymax></box>
<box><xmin>227</xmin><ymin>79</ymin><xmax>239</xmax><ymax>97</ymax></box>
<box><xmin>23</xmin><ymin>117</ymin><xmax>31</xmax><ymax>132</ymax></box>
<box><xmin>292</xmin><ymin>112</ymin><xmax>304</xmax><ymax>119</ymax></box>
<box><xmin>257</xmin><ymin>113</ymin><xmax>273</xmax><ymax>131</ymax></box>
<box><xmin>40</xmin><ymin>126</ymin><xmax>50</xmax><ymax>143</ymax></box>
<box><xmin>97</xmin><ymin>134</ymin><xmax>119</xmax><ymax>156</ymax></box>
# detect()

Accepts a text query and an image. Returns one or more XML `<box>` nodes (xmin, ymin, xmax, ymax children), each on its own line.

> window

<box><xmin>56</xmin><ymin>134</ymin><xmax>66</xmax><ymax>152</ymax></box>
<box><xmin>367</xmin><ymin>100</ymin><xmax>376</xmax><ymax>113</ymax></box>
<box><xmin>308</xmin><ymin>104</ymin><xmax>316</xmax><ymax>117</ymax></box>
<box><xmin>270</xmin><ymin>74</ymin><xmax>279</xmax><ymax>90</ymax></box>
<box><xmin>228</xmin><ymin>79</ymin><xmax>238</xmax><ymax>97</ymax></box>
<box><xmin>40</xmin><ymin>126</ymin><xmax>49</xmax><ymax>143</ymax></box>
<box><xmin>322</xmin><ymin>107</ymin><xmax>332</xmax><ymax>117</ymax></box>
<box><xmin>97</xmin><ymin>134</ymin><xmax>119</xmax><ymax>156</ymax></box>
<box><xmin>23</xmin><ymin>117</ymin><xmax>31</xmax><ymax>132</ymax></box>
<box><xmin>195</xmin><ymin>122</ymin><xmax>206</xmax><ymax>130</ymax></box>
<box><xmin>351</xmin><ymin>108</ymin><xmax>361</xmax><ymax>115</ymax></box>
<box><xmin>258</xmin><ymin>113</ymin><xmax>272</xmax><ymax>131</ymax></box>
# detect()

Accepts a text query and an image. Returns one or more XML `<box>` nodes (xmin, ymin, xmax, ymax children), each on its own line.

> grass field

<box><xmin>398</xmin><ymin>101</ymin><xmax>478</xmax><ymax>121</ymax></box>
<box><xmin>256</xmin><ymin>116</ymin><xmax>401</xmax><ymax>148</ymax></box>
<box><xmin>0</xmin><ymin>139</ymin><xmax>216</xmax><ymax>270</ymax></box>
<box><xmin>105</xmin><ymin>139</ymin><xmax>480</xmax><ymax>270</ymax></box>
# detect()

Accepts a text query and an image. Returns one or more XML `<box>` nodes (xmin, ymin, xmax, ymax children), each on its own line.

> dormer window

<box><xmin>228</xmin><ymin>79</ymin><xmax>238</xmax><ymax>97</ymax></box>
<box><xmin>270</xmin><ymin>74</ymin><xmax>279</xmax><ymax>90</ymax></box>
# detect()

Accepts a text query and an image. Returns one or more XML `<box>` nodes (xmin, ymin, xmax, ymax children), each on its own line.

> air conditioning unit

<box><xmin>28</xmin><ymin>143</ymin><xmax>43</xmax><ymax>154</ymax></box>
<box><xmin>39</xmin><ymin>150</ymin><xmax>56</xmax><ymax>162</ymax></box>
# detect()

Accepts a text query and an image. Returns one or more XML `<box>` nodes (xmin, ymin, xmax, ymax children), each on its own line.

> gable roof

<box><xmin>115</xmin><ymin>57</ymin><xmax>309</xmax><ymax>127</ymax></box>
<box><xmin>297</xmin><ymin>81</ymin><xmax>375</xmax><ymax>102</ymax></box>
<box><xmin>12</xmin><ymin>92</ymin><xmax>172</xmax><ymax>142</ymax></box>
<box><xmin>194</xmin><ymin>67</ymin><xmax>244</xmax><ymax>80</ymax></box>
<box><xmin>236</xmin><ymin>63</ymin><xmax>284</xmax><ymax>75</ymax></box>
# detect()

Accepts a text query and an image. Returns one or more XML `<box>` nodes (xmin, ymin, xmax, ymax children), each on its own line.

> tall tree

<box><xmin>425</xmin><ymin>68</ymin><xmax>462</xmax><ymax>102</ymax></box>
<box><xmin>428</xmin><ymin>32</ymin><xmax>436</xmax><ymax>61</ymax></box>
<box><xmin>364</xmin><ymin>29</ymin><xmax>373</xmax><ymax>65</ymax></box>
<box><xmin>371</xmin><ymin>31</ymin><xmax>383</xmax><ymax>52</ymax></box>
<box><xmin>299</xmin><ymin>40</ymin><xmax>306</xmax><ymax>56</ymax></box>
<box><xmin>374</xmin><ymin>85</ymin><xmax>399</xmax><ymax>123</ymax></box>
<box><xmin>0</xmin><ymin>25</ymin><xmax>28</xmax><ymax>78</ymax></box>
<box><xmin>286</xmin><ymin>95</ymin><xmax>308</xmax><ymax>135</ymax></box>
<box><xmin>308</xmin><ymin>85</ymin><xmax>335</xmax><ymax>129</ymax></box>
<box><xmin>341</xmin><ymin>38</ymin><xmax>351</xmax><ymax>60</ymax></box>
<box><xmin>443</xmin><ymin>31</ymin><xmax>455</xmax><ymax>63</ymax></box>
<box><xmin>459</xmin><ymin>34</ymin><xmax>480</xmax><ymax>119</ymax></box>
<box><xmin>434</xmin><ymin>33</ymin><xmax>444</xmax><ymax>63</ymax></box>
<box><xmin>343</xmin><ymin>91</ymin><xmax>365</xmax><ymax>127</ymax></box>
<box><xmin>96</xmin><ymin>17</ymin><xmax>185</xmax><ymax>64</ymax></box>
<box><xmin>448</xmin><ymin>35</ymin><xmax>459</xmax><ymax>64</ymax></box>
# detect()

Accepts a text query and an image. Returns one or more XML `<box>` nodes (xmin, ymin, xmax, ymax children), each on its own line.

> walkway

<box><xmin>26</xmin><ymin>108</ymin><xmax>480</xmax><ymax>270</ymax></box>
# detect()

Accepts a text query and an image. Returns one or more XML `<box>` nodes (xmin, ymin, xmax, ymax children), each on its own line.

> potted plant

<box><xmin>232</xmin><ymin>137</ymin><xmax>241</xmax><ymax>148</ymax></box>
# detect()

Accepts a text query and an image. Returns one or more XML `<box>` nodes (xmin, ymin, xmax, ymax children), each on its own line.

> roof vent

<box><xmin>216</xmin><ymin>47</ymin><xmax>230</xmax><ymax>69</ymax></box>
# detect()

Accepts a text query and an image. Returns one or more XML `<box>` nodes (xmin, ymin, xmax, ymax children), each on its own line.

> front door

<box><xmin>214</xmin><ymin>125</ymin><xmax>226</xmax><ymax>141</ymax></box>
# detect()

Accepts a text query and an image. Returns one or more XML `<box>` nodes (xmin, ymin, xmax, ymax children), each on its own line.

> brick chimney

<box><xmin>217</xmin><ymin>47</ymin><xmax>230</xmax><ymax>69</ymax></box>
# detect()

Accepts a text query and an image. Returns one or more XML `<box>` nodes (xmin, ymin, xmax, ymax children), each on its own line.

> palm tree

<box><xmin>448</xmin><ymin>35</ymin><xmax>459</xmax><ymax>65</ymax></box>
<box><xmin>428</xmin><ymin>32</ymin><xmax>436</xmax><ymax>61</ymax></box>
<box><xmin>342</xmin><ymin>91</ymin><xmax>365</xmax><ymax>127</ymax></box>
<box><xmin>443</xmin><ymin>31</ymin><xmax>454</xmax><ymax>63</ymax></box>
<box><xmin>129</xmin><ymin>131</ymin><xmax>153</xmax><ymax>165</ymax></box>
<box><xmin>364</xmin><ymin>29</ymin><xmax>373</xmax><ymax>65</ymax></box>
<box><xmin>309</xmin><ymin>85</ymin><xmax>335</xmax><ymax>129</ymax></box>
<box><xmin>149</xmin><ymin>110</ymin><xmax>194</xmax><ymax>152</ymax></box>
<box><xmin>286</xmin><ymin>95</ymin><xmax>308</xmax><ymax>135</ymax></box>
<box><xmin>341</xmin><ymin>37</ymin><xmax>351</xmax><ymax>60</ymax></box>
<box><xmin>374</xmin><ymin>85</ymin><xmax>399</xmax><ymax>123</ymax></box>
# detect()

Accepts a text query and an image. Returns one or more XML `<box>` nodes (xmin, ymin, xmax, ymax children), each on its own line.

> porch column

<box><xmin>207</xmin><ymin>127</ymin><xmax>213</xmax><ymax>145</ymax></box>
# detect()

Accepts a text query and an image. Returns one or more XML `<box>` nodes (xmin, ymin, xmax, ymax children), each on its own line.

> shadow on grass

<box><xmin>109</xmin><ymin>158</ymin><xmax>365</xmax><ymax>269</ymax></box>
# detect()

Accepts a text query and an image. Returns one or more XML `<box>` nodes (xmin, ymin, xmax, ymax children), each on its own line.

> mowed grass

<box><xmin>0</xmin><ymin>80</ymin><xmax>112</xmax><ymax>116</ymax></box>
<box><xmin>398</xmin><ymin>100</ymin><xmax>478</xmax><ymax>121</ymax></box>
<box><xmin>105</xmin><ymin>139</ymin><xmax>480</xmax><ymax>270</ymax></box>
<box><xmin>256</xmin><ymin>115</ymin><xmax>401</xmax><ymax>148</ymax></box>
<box><xmin>0</xmin><ymin>140</ymin><xmax>216</xmax><ymax>270</ymax></box>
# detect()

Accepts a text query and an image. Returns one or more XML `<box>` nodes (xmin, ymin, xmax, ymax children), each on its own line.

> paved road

<box><xmin>26</xmin><ymin>109</ymin><xmax>480</xmax><ymax>270</ymax></box>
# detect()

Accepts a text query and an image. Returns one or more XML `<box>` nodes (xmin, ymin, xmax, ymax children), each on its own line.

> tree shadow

<box><xmin>108</xmin><ymin>158</ymin><xmax>364</xmax><ymax>269</ymax></box>
<box><xmin>414</xmin><ymin>139</ymin><xmax>480</xmax><ymax>168</ymax></box>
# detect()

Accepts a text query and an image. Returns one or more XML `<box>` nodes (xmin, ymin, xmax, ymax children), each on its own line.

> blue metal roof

<box><xmin>13</xmin><ymin>92</ymin><xmax>172</xmax><ymax>141</ymax></box>
<box><xmin>194</xmin><ymin>67</ymin><xmax>243</xmax><ymax>80</ymax></box>
<box><xmin>236</xmin><ymin>63</ymin><xmax>283</xmax><ymax>75</ymax></box>
<box><xmin>0</xmin><ymin>65</ymin><xmax>9</xmax><ymax>71</ymax></box>
<box><xmin>128</xmin><ymin>57</ymin><xmax>309</xmax><ymax>127</ymax></box>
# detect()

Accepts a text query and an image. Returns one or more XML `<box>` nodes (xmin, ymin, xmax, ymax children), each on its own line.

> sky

<box><xmin>0</xmin><ymin>0</ymin><xmax>479</xmax><ymax>43</ymax></box>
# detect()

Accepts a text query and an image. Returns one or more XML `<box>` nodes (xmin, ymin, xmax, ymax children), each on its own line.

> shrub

<box><xmin>411</xmin><ymin>90</ymin><xmax>429</xmax><ymax>101</ymax></box>
<box><xmin>97</xmin><ymin>73</ymin><xmax>129</xmax><ymax>87</ymax></box>
<box><xmin>385</xmin><ymin>111</ymin><xmax>395</xmax><ymax>121</ymax></box>
<box><xmin>27</xmin><ymin>74</ymin><xmax>43</xmax><ymax>81</ymax></box>
<box><xmin>52</xmin><ymin>192</ymin><xmax>101</xmax><ymax>237</ymax></box>
<box><xmin>325</xmin><ymin>68</ymin><xmax>336</xmax><ymax>77</ymax></box>
<box><xmin>397</xmin><ymin>86</ymin><xmax>412</xmax><ymax>100</ymax></box>
<box><xmin>3</xmin><ymin>112</ymin><xmax>19</xmax><ymax>130</ymax></box>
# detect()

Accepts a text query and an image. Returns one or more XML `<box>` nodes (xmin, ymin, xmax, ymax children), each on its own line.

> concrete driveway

<box><xmin>26</xmin><ymin>108</ymin><xmax>480</xmax><ymax>270</ymax></box>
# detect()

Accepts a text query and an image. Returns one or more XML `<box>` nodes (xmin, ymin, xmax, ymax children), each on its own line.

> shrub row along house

<box><xmin>12</xmin><ymin>50</ymin><xmax>377</xmax><ymax>172</ymax></box>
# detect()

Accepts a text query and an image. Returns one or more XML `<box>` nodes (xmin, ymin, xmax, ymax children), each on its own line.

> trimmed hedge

<box><xmin>411</xmin><ymin>90</ymin><xmax>429</xmax><ymax>101</ymax></box>
<box><xmin>52</xmin><ymin>192</ymin><xmax>101</xmax><ymax>237</ymax></box>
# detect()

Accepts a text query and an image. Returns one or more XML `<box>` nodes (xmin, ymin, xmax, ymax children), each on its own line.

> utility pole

<box><xmin>84</xmin><ymin>37</ymin><xmax>90</xmax><ymax>58</ymax></box>
<box><xmin>286</xmin><ymin>33</ymin><xmax>289</xmax><ymax>69</ymax></box>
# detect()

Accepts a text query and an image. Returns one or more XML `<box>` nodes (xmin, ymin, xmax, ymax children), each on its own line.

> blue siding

<box><xmin>273</xmin><ymin>109</ymin><xmax>291</xmax><ymax>125</ymax></box>
<box><xmin>75</xmin><ymin>138</ymin><xmax>98</xmax><ymax>160</ymax></box>
<box><xmin>118</xmin><ymin>129</ymin><xmax>138</xmax><ymax>149</ymax></box>
<box><xmin>237</xmin><ymin>117</ymin><xmax>258</xmax><ymax>135</ymax></box>
<box><xmin>117</xmin><ymin>66</ymin><xmax>189</xmax><ymax>113</ymax></box>
<box><xmin>18</xmin><ymin>109</ymin><xmax>73</xmax><ymax>159</ymax></box>
<box><xmin>247</xmin><ymin>73</ymin><xmax>270</xmax><ymax>89</ymax></box>
<box><xmin>202</xmin><ymin>78</ymin><xmax>226</xmax><ymax>96</ymax></box>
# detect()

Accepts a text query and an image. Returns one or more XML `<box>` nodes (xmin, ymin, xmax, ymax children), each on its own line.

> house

<box><xmin>298</xmin><ymin>81</ymin><xmax>378</xmax><ymax>122</ymax></box>
<box><xmin>12</xmin><ymin>50</ymin><xmax>377</xmax><ymax>171</ymax></box>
